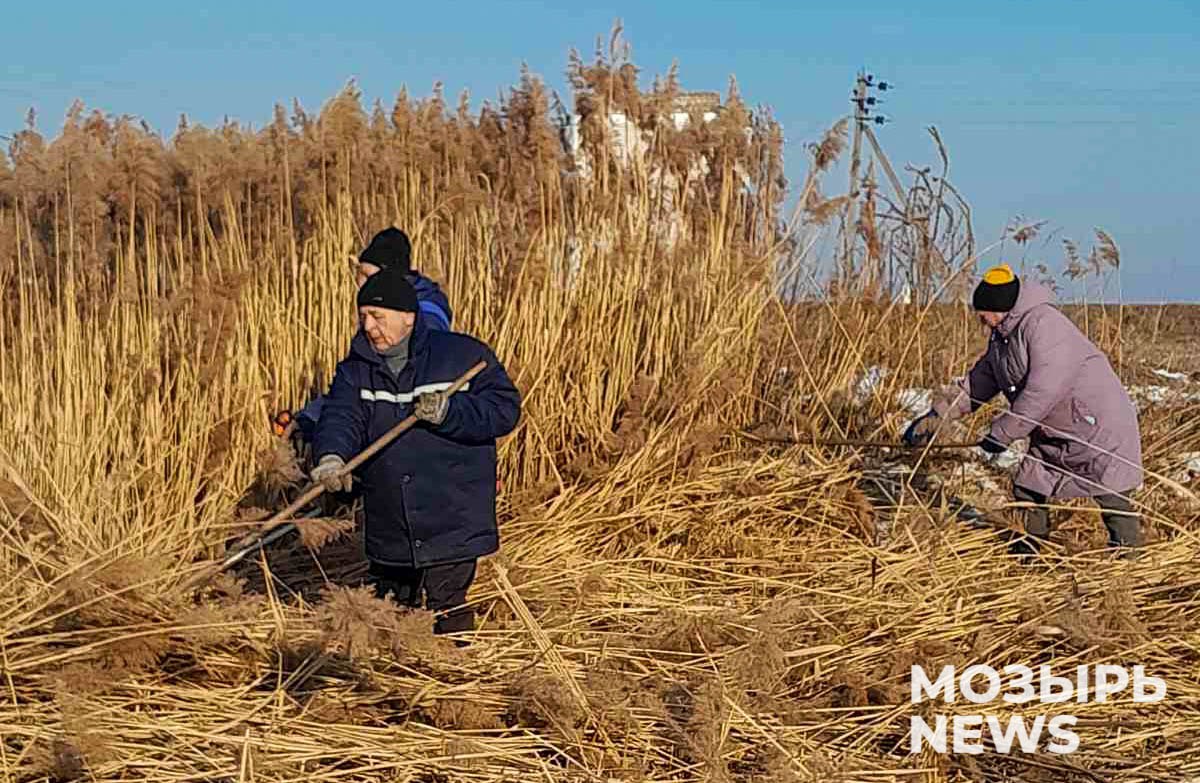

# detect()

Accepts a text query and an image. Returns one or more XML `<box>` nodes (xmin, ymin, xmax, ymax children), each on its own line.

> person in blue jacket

<box><xmin>309</xmin><ymin>266</ymin><xmax>521</xmax><ymax>636</ymax></box>
<box><xmin>353</xmin><ymin>227</ymin><xmax>452</xmax><ymax>329</ymax></box>
<box><xmin>284</xmin><ymin>227</ymin><xmax>453</xmax><ymax>444</ymax></box>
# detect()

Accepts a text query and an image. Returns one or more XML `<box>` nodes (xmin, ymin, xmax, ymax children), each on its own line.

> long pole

<box><xmin>183</xmin><ymin>360</ymin><xmax>488</xmax><ymax>590</ymax></box>
<box><xmin>741</xmin><ymin>431</ymin><xmax>976</xmax><ymax>450</ymax></box>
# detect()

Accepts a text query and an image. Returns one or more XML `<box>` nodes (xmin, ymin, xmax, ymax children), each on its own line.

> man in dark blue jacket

<box><xmin>309</xmin><ymin>267</ymin><xmax>520</xmax><ymax>636</ymax></box>
<box><xmin>287</xmin><ymin>227</ymin><xmax>453</xmax><ymax>444</ymax></box>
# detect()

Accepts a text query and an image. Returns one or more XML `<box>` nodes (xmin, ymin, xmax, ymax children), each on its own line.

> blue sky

<box><xmin>3</xmin><ymin>0</ymin><xmax>1197</xmax><ymax>301</ymax></box>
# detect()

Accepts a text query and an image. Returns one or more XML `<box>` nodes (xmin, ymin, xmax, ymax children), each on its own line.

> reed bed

<box><xmin>1</xmin><ymin>35</ymin><xmax>1198</xmax><ymax>782</ymax></box>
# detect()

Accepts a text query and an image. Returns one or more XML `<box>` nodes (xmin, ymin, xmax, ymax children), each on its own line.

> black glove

<box><xmin>903</xmin><ymin>411</ymin><xmax>939</xmax><ymax>447</ymax></box>
<box><xmin>978</xmin><ymin>434</ymin><xmax>1007</xmax><ymax>455</ymax></box>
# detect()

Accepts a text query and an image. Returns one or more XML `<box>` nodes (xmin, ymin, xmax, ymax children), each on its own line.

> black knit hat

<box><xmin>357</xmin><ymin>266</ymin><xmax>418</xmax><ymax>313</ymax></box>
<box><xmin>972</xmin><ymin>264</ymin><xmax>1021</xmax><ymax>313</ymax></box>
<box><xmin>358</xmin><ymin>227</ymin><xmax>412</xmax><ymax>273</ymax></box>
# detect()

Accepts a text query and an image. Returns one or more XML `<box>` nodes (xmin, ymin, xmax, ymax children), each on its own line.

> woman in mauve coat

<box><xmin>905</xmin><ymin>264</ymin><xmax>1143</xmax><ymax>553</ymax></box>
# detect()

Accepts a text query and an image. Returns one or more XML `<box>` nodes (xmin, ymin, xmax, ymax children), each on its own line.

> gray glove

<box><xmin>311</xmin><ymin>455</ymin><xmax>352</xmax><ymax>493</ymax></box>
<box><xmin>414</xmin><ymin>391</ymin><xmax>449</xmax><ymax>425</ymax></box>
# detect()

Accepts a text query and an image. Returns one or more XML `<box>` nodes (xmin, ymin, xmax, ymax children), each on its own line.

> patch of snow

<box><xmin>1129</xmin><ymin>385</ymin><xmax>1200</xmax><ymax>410</ymax></box>
<box><xmin>1166</xmin><ymin>452</ymin><xmax>1200</xmax><ymax>484</ymax></box>
<box><xmin>896</xmin><ymin>388</ymin><xmax>932</xmax><ymax>417</ymax></box>
<box><xmin>989</xmin><ymin>448</ymin><xmax>1024</xmax><ymax>471</ymax></box>
<box><xmin>1152</xmin><ymin>368</ymin><xmax>1190</xmax><ymax>382</ymax></box>
<box><xmin>854</xmin><ymin>365</ymin><xmax>891</xmax><ymax>404</ymax></box>
<box><xmin>1131</xmin><ymin>385</ymin><xmax>1171</xmax><ymax>406</ymax></box>
<box><xmin>968</xmin><ymin>438</ymin><xmax>1027</xmax><ymax>472</ymax></box>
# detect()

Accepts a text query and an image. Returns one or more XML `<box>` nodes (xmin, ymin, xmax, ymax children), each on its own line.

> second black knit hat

<box><xmin>358</xmin><ymin>227</ymin><xmax>412</xmax><ymax>272</ymax></box>
<box><xmin>357</xmin><ymin>266</ymin><xmax>418</xmax><ymax>312</ymax></box>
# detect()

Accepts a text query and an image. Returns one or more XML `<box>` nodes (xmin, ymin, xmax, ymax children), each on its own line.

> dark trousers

<box><xmin>367</xmin><ymin>559</ymin><xmax>478</xmax><ymax>635</ymax></box>
<box><xmin>1012</xmin><ymin>485</ymin><xmax>1140</xmax><ymax>550</ymax></box>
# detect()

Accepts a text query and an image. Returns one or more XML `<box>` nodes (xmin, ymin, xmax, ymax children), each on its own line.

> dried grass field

<box><xmin>1</xmin><ymin>43</ymin><xmax>1199</xmax><ymax>782</ymax></box>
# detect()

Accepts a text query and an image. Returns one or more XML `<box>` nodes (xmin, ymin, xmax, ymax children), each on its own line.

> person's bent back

<box><xmin>904</xmin><ymin>264</ymin><xmax>1142</xmax><ymax>554</ymax></box>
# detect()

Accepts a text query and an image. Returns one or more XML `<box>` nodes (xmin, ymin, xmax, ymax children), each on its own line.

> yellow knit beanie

<box><xmin>973</xmin><ymin>264</ymin><xmax>1020</xmax><ymax>312</ymax></box>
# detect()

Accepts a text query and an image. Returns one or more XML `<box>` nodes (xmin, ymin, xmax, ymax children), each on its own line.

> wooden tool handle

<box><xmin>184</xmin><ymin>360</ymin><xmax>487</xmax><ymax>591</ymax></box>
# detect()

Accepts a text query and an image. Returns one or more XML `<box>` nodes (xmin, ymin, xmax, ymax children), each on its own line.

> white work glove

<box><xmin>414</xmin><ymin>391</ymin><xmax>450</xmax><ymax>425</ymax></box>
<box><xmin>311</xmin><ymin>455</ymin><xmax>353</xmax><ymax>493</ymax></box>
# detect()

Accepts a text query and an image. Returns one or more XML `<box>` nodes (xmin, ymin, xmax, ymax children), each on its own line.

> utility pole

<box><xmin>863</xmin><ymin>126</ymin><xmax>905</xmax><ymax>210</ymax></box>
<box><xmin>841</xmin><ymin>72</ymin><xmax>868</xmax><ymax>285</ymax></box>
<box><xmin>842</xmin><ymin>70</ymin><xmax>891</xmax><ymax>293</ymax></box>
